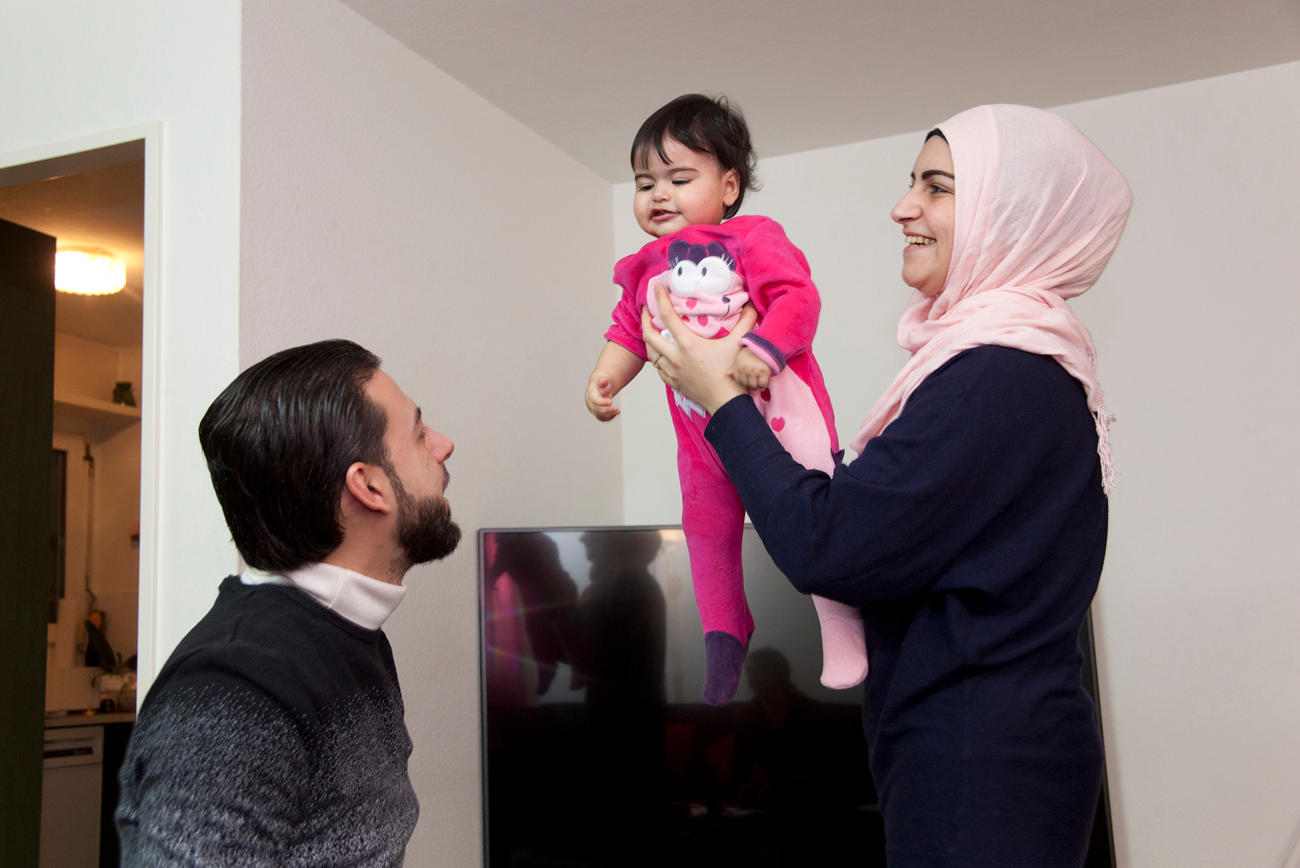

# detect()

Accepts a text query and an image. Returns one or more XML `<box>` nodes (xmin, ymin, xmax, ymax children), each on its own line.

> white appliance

<box><xmin>40</xmin><ymin>725</ymin><xmax>103</xmax><ymax>868</ymax></box>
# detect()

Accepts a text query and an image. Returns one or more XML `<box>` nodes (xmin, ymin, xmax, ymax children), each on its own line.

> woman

<box><xmin>642</xmin><ymin>104</ymin><xmax>1131</xmax><ymax>866</ymax></box>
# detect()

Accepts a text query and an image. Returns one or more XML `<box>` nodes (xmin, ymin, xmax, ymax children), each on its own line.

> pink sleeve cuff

<box><xmin>739</xmin><ymin>332</ymin><xmax>786</xmax><ymax>373</ymax></box>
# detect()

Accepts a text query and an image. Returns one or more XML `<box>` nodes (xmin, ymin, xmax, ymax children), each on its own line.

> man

<box><xmin>116</xmin><ymin>339</ymin><xmax>459</xmax><ymax>866</ymax></box>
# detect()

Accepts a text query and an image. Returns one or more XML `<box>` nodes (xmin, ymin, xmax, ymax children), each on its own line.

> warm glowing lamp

<box><xmin>55</xmin><ymin>248</ymin><xmax>126</xmax><ymax>295</ymax></box>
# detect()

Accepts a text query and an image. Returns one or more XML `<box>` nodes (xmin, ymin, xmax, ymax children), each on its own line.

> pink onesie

<box><xmin>605</xmin><ymin>216</ymin><xmax>866</xmax><ymax>703</ymax></box>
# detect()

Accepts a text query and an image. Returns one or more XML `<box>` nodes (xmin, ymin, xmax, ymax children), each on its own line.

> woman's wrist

<box><xmin>705</xmin><ymin>393</ymin><xmax>765</xmax><ymax>454</ymax></box>
<box><xmin>701</xmin><ymin>378</ymin><xmax>747</xmax><ymax>415</ymax></box>
<box><xmin>712</xmin><ymin>391</ymin><xmax>750</xmax><ymax>416</ymax></box>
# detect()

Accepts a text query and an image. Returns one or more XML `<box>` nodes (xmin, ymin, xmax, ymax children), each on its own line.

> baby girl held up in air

<box><xmin>584</xmin><ymin>93</ymin><xmax>867</xmax><ymax>705</ymax></box>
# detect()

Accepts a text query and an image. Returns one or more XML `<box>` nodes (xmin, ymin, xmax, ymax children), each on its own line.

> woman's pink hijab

<box><xmin>849</xmin><ymin>104</ymin><xmax>1132</xmax><ymax>492</ymax></box>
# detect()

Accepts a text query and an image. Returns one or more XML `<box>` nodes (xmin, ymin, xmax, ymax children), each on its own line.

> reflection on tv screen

<box><xmin>479</xmin><ymin>526</ymin><xmax>882</xmax><ymax>867</ymax></box>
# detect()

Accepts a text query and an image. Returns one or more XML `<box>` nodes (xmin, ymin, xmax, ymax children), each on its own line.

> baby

<box><xmin>585</xmin><ymin>94</ymin><xmax>866</xmax><ymax>705</ymax></box>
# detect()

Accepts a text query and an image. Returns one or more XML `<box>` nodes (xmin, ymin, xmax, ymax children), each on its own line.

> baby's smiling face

<box><xmin>632</xmin><ymin>138</ymin><xmax>739</xmax><ymax>239</ymax></box>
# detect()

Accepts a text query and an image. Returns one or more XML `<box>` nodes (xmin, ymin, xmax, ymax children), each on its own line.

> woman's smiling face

<box><xmin>891</xmin><ymin>135</ymin><xmax>955</xmax><ymax>297</ymax></box>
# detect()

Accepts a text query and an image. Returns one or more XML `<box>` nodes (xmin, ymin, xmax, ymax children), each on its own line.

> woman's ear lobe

<box><xmin>343</xmin><ymin>462</ymin><xmax>394</xmax><ymax>515</ymax></box>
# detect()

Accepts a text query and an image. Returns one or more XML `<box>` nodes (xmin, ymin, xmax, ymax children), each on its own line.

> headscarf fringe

<box><xmin>1095</xmin><ymin>411</ymin><xmax>1116</xmax><ymax>495</ymax></box>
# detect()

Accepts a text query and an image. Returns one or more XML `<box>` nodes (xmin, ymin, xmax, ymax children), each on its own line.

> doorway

<box><xmin>0</xmin><ymin>142</ymin><xmax>145</xmax><ymax>708</ymax></box>
<box><xmin>0</xmin><ymin>129</ymin><xmax>159</xmax><ymax>866</ymax></box>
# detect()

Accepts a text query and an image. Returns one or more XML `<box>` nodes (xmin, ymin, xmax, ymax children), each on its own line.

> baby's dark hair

<box><xmin>631</xmin><ymin>93</ymin><xmax>759</xmax><ymax>219</ymax></box>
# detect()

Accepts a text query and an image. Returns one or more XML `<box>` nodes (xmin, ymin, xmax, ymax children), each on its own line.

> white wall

<box><xmin>0</xmin><ymin>0</ymin><xmax>242</xmax><ymax>691</ymax></box>
<box><xmin>239</xmin><ymin>1</ymin><xmax>622</xmax><ymax>862</ymax></box>
<box><xmin>615</xmin><ymin>61</ymin><xmax>1300</xmax><ymax>866</ymax></box>
<box><xmin>1058</xmin><ymin>63</ymin><xmax>1300</xmax><ymax>867</ymax></box>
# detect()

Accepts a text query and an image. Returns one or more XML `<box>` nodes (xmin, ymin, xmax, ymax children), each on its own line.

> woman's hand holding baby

<box><xmin>642</xmin><ymin>287</ymin><xmax>755</xmax><ymax>415</ymax></box>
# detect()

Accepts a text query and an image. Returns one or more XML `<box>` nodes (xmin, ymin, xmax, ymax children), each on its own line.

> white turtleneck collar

<box><xmin>240</xmin><ymin>562</ymin><xmax>406</xmax><ymax>631</ymax></box>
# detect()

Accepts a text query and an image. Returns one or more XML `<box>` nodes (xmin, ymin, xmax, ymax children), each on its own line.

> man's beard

<box><xmin>390</xmin><ymin>468</ymin><xmax>461</xmax><ymax>570</ymax></box>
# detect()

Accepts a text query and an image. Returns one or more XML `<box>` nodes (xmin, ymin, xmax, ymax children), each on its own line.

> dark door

<box><xmin>0</xmin><ymin>217</ymin><xmax>56</xmax><ymax>865</ymax></box>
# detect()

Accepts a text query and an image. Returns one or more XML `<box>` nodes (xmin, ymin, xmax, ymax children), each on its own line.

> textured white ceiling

<box><xmin>340</xmin><ymin>0</ymin><xmax>1300</xmax><ymax>181</ymax></box>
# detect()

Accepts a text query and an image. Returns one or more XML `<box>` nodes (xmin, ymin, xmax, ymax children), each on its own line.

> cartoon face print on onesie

<box><xmin>666</xmin><ymin>240</ymin><xmax>742</xmax><ymax>307</ymax></box>
<box><xmin>633</xmin><ymin>138</ymin><xmax>739</xmax><ymax>237</ymax></box>
<box><xmin>649</xmin><ymin>239</ymin><xmax>750</xmax><ymax>338</ymax></box>
<box><xmin>891</xmin><ymin>134</ymin><xmax>955</xmax><ymax>297</ymax></box>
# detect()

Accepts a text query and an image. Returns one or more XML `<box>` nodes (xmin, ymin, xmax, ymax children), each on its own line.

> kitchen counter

<box><xmin>44</xmin><ymin>710</ymin><xmax>136</xmax><ymax>728</ymax></box>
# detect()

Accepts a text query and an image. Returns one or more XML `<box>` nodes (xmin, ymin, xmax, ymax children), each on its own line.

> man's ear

<box><xmin>343</xmin><ymin>461</ymin><xmax>394</xmax><ymax>515</ymax></box>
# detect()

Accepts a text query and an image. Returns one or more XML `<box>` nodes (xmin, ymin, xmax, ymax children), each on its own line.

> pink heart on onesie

<box><xmin>685</xmin><ymin>299</ymin><xmax>698</xmax><ymax>309</ymax></box>
<box><xmin>698</xmin><ymin>316</ymin><xmax>709</xmax><ymax>326</ymax></box>
<box><xmin>759</xmin><ymin>389</ymin><xmax>771</xmax><ymax>403</ymax></box>
<box><xmin>770</xmin><ymin>417</ymin><xmax>786</xmax><ymax>432</ymax></box>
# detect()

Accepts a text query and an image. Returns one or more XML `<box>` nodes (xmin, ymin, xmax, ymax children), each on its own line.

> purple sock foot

<box><xmin>702</xmin><ymin>631</ymin><xmax>747</xmax><ymax>706</ymax></box>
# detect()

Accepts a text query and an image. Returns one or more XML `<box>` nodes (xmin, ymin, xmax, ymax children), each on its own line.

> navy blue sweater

<box><xmin>707</xmin><ymin>346</ymin><xmax>1105</xmax><ymax>867</ymax></box>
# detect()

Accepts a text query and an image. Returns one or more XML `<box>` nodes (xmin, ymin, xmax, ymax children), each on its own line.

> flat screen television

<box><xmin>478</xmin><ymin>525</ymin><xmax>1116</xmax><ymax>867</ymax></box>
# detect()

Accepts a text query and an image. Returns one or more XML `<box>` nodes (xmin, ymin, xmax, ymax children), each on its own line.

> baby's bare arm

<box><xmin>585</xmin><ymin>341</ymin><xmax>645</xmax><ymax>421</ymax></box>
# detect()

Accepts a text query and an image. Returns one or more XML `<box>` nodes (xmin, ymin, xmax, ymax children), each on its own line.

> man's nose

<box><xmin>428</xmin><ymin>431</ymin><xmax>454</xmax><ymax>461</ymax></box>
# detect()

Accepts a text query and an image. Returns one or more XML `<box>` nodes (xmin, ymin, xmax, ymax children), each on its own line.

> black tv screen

<box><xmin>478</xmin><ymin>525</ymin><xmax>1115</xmax><ymax>867</ymax></box>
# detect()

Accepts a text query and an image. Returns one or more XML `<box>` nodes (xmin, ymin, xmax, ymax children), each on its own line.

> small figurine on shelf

<box><xmin>112</xmin><ymin>380</ymin><xmax>136</xmax><ymax>406</ymax></box>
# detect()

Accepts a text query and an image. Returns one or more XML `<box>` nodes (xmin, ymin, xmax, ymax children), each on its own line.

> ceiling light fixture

<box><xmin>55</xmin><ymin>247</ymin><xmax>126</xmax><ymax>295</ymax></box>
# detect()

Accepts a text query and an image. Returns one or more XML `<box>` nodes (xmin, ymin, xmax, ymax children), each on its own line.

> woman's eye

<box><xmin>929</xmin><ymin>184</ymin><xmax>950</xmax><ymax>195</ymax></box>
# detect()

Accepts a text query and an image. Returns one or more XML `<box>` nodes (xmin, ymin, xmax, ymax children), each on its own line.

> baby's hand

<box><xmin>732</xmin><ymin>347</ymin><xmax>772</xmax><ymax>390</ymax></box>
<box><xmin>585</xmin><ymin>374</ymin><xmax>621</xmax><ymax>421</ymax></box>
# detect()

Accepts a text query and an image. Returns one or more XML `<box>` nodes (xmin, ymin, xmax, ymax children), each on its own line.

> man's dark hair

<box><xmin>630</xmin><ymin>93</ymin><xmax>759</xmax><ymax>219</ymax></box>
<box><xmin>198</xmin><ymin>339</ymin><xmax>388</xmax><ymax>572</ymax></box>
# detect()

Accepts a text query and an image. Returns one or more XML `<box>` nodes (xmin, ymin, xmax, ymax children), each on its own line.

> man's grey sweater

<box><xmin>116</xmin><ymin>576</ymin><xmax>418</xmax><ymax>866</ymax></box>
